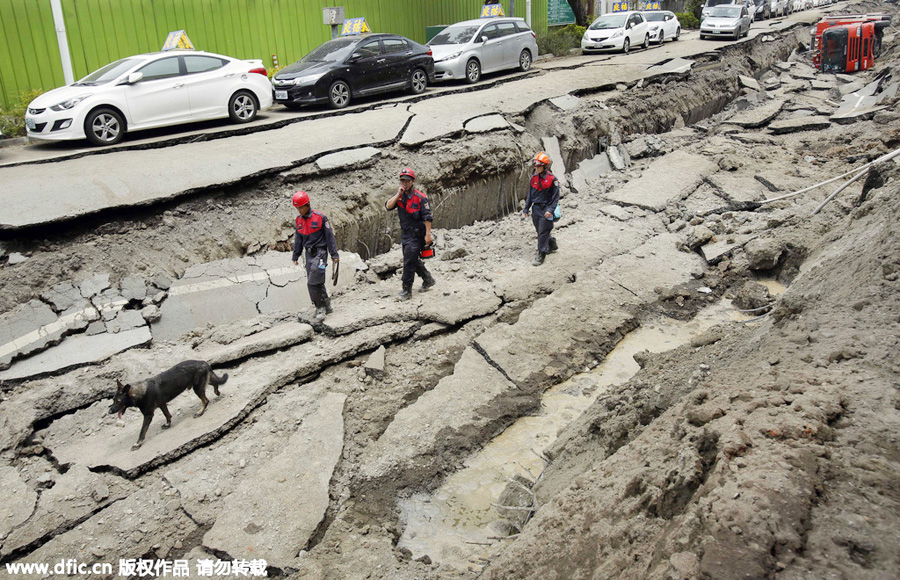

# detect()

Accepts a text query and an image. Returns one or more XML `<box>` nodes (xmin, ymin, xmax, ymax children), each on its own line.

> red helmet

<box><xmin>292</xmin><ymin>191</ymin><xmax>310</xmax><ymax>207</ymax></box>
<box><xmin>533</xmin><ymin>152</ymin><xmax>551</xmax><ymax>166</ymax></box>
<box><xmin>399</xmin><ymin>167</ymin><xmax>416</xmax><ymax>180</ymax></box>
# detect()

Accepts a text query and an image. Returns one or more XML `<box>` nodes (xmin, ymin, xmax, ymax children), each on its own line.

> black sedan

<box><xmin>272</xmin><ymin>34</ymin><xmax>435</xmax><ymax>109</ymax></box>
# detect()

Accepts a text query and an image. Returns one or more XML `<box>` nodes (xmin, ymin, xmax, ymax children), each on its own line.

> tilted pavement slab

<box><xmin>605</xmin><ymin>150</ymin><xmax>718</xmax><ymax>211</ymax></box>
<box><xmin>570</xmin><ymin>153</ymin><xmax>612</xmax><ymax>194</ymax></box>
<box><xmin>1</xmin><ymin>465</ymin><xmax>131</xmax><ymax>557</ymax></box>
<box><xmin>0</xmin><ymin>326</ymin><xmax>152</xmax><ymax>382</ymax></box>
<box><xmin>600</xmin><ymin>232</ymin><xmax>706</xmax><ymax>301</ymax></box>
<box><xmin>0</xmin><ymin>465</ymin><xmax>37</xmax><ymax>542</ymax></box>
<box><xmin>0</xmin><ymin>107</ymin><xmax>411</xmax><ymax>230</ymax></box>
<box><xmin>359</xmin><ymin>347</ymin><xmax>521</xmax><ymax>484</ymax></box>
<box><xmin>164</xmin><ymin>382</ymin><xmax>327</xmax><ymax>526</ymax></box>
<box><xmin>151</xmin><ymin>251</ymin><xmax>363</xmax><ymax>341</ymax></box>
<box><xmin>0</xmin><ymin>299</ymin><xmax>66</xmax><ymax>369</ymax></box>
<box><xmin>194</xmin><ymin>321</ymin><xmax>315</xmax><ymax>366</ymax></box>
<box><xmin>707</xmin><ymin>172</ymin><xmax>772</xmax><ymax>203</ymax></box>
<box><xmin>768</xmin><ymin>115</ymin><xmax>832</xmax><ymax>134</ymax></box>
<box><xmin>724</xmin><ymin>100</ymin><xmax>785</xmax><ymax>128</ymax></box>
<box><xmin>203</xmin><ymin>392</ymin><xmax>346</xmax><ymax>569</ymax></box>
<box><xmin>475</xmin><ymin>270</ymin><xmax>640</xmax><ymax>395</ymax></box>
<box><xmin>43</xmin><ymin>321</ymin><xmax>416</xmax><ymax>476</ymax></box>
<box><xmin>315</xmin><ymin>146</ymin><xmax>381</xmax><ymax>171</ymax></box>
<box><xmin>701</xmin><ymin>234</ymin><xmax>758</xmax><ymax>263</ymax></box>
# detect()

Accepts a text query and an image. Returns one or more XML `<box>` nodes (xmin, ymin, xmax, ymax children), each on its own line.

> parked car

<box><xmin>769</xmin><ymin>0</ymin><xmax>788</xmax><ymax>17</ymax></box>
<box><xmin>700</xmin><ymin>4</ymin><xmax>752</xmax><ymax>39</ymax></box>
<box><xmin>581</xmin><ymin>11</ymin><xmax>650</xmax><ymax>54</ymax></box>
<box><xmin>701</xmin><ymin>0</ymin><xmax>738</xmax><ymax>20</ymax></box>
<box><xmin>641</xmin><ymin>11</ymin><xmax>682</xmax><ymax>43</ymax></box>
<box><xmin>272</xmin><ymin>33</ymin><xmax>434</xmax><ymax>110</ymax></box>
<box><xmin>428</xmin><ymin>17</ymin><xmax>538</xmax><ymax>84</ymax></box>
<box><xmin>25</xmin><ymin>51</ymin><xmax>272</xmax><ymax>146</ymax></box>
<box><xmin>753</xmin><ymin>0</ymin><xmax>771</xmax><ymax>20</ymax></box>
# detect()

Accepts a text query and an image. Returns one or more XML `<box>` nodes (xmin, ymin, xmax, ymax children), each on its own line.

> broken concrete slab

<box><xmin>739</xmin><ymin>75</ymin><xmax>761</xmax><ymax>92</ymax></box>
<box><xmin>726</xmin><ymin>100</ymin><xmax>785</xmax><ymax>128</ymax></box>
<box><xmin>203</xmin><ymin>392</ymin><xmax>345</xmax><ymax>568</ymax></box>
<box><xmin>608</xmin><ymin>146</ymin><xmax>627</xmax><ymax>170</ymax></box>
<box><xmin>364</xmin><ymin>345</ymin><xmax>386</xmax><ymax>378</ymax></box>
<box><xmin>195</xmin><ymin>321</ymin><xmax>314</xmax><ymax>366</ymax></box>
<box><xmin>105</xmin><ymin>309</ymin><xmax>146</xmax><ymax>334</ymax></box>
<box><xmin>315</xmin><ymin>146</ymin><xmax>381</xmax><ymax>171</ymax></box>
<box><xmin>810</xmin><ymin>80</ymin><xmax>833</xmax><ymax>91</ymax></box>
<box><xmin>476</xmin><ymin>272</ymin><xmax>639</xmax><ymax>394</ymax></box>
<box><xmin>831</xmin><ymin>106</ymin><xmax>886</xmax><ymax>125</ymax></box>
<box><xmin>548</xmin><ymin>95</ymin><xmax>581</xmax><ymax>111</ymax></box>
<box><xmin>0</xmin><ymin>465</ymin><xmax>37</xmax><ymax>542</ymax></box>
<box><xmin>1</xmin><ymin>465</ymin><xmax>130</xmax><ymax>557</ymax></box>
<box><xmin>643</xmin><ymin>57</ymin><xmax>694</xmax><ymax>77</ymax></box>
<box><xmin>42</xmin><ymin>322</ymin><xmax>415</xmax><ymax>477</ymax></box>
<box><xmin>605</xmin><ymin>150</ymin><xmax>718</xmax><ymax>211</ymax></box>
<box><xmin>79</xmin><ymin>273</ymin><xmax>111</xmax><ymax>299</ymax></box>
<box><xmin>419</xmin><ymin>284</ymin><xmax>502</xmax><ymax>325</ymax></box>
<box><xmin>24</xmin><ymin>482</ymin><xmax>197</xmax><ymax>572</ymax></box>
<box><xmin>360</xmin><ymin>347</ymin><xmax>521</xmax><ymax>484</ymax></box>
<box><xmin>541</xmin><ymin>136</ymin><xmax>568</xmax><ymax>189</ymax></box>
<box><xmin>768</xmin><ymin>116</ymin><xmax>831</xmax><ymax>134</ymax></box>
<box><xmin>0</xmin><ymin>326</ymin><xmax>152</xmax><ymax>382</ymax></box>
<box><xmin>602</xmin><ymin>232</ymin><xmax>705</xmax><ymax>301</ymax></box>
<box><xmin>708</xmin><ymin>172</ymin><xmax>771</xmax><ymax>203</ymax></box>
<box><xmin>464</xmin><ymin>114</ymin><xmax>510</xmax><ymax>133</ymax></box>
<box><xmin>570</xmin><ymin>153</ymin><xmax>612</xmax><ymax>193</ymax></box>
<box><xmin>700</xmin><ymin>234</ymin><xmax>757</xmax><ymax>264</ymax></box>
<box><xmin>0</xmin><ymin>300</ymin><xmax>65</xmax><ymax>368</ymax></box>
<box><xmin>599</xmin><ymin>204</ymin><xmax>632</xmax><ymax>221</ymax></box>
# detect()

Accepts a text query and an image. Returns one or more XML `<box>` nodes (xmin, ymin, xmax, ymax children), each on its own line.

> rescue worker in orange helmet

<box><xmin>523</xmin><ymin>152</ymin><xmax>559</xmax><ymax>266</ymax></box>
<box><xmin>291</xmin><ymin>191</ymin><xmax>339</xmax><ymax>320</ymax></box>
<box><xmin>385</xmin><ymin>167</ymin><xmax>435</xmax><ymax>300</ymax></box>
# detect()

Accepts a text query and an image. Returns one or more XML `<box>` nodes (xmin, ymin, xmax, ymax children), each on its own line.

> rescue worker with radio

<box><xmin>385</xmin><ymin>167</ymin><xmax>436</xmax><ymax>301</ymax></box>
<box><xmin>291</xmin><ymin>191</ymin><xmax>339</xmax><ymax>320</ymax></box>
<box><xmin>523</xmin><ymin>152</ymin><xmax>560</xmax><ymax>266</ymax></box>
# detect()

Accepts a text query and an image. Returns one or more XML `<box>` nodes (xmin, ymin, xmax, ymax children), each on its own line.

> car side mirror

<box><xmin>349</xmin><ymin>53</ymin><xmax>362</xmax><ymax>61</ymax></box>
<box><xmin>480</xmin><ymin>35</ymin><xmax>488</xmax><ymax>43</ymax></box>
<box><xmin>122</xmin><ymin>72</ymin><xmax>143</xmax><ymax>85</ymax></box>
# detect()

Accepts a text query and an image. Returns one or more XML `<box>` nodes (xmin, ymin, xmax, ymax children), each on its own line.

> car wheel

<box><xmin>622</xmin><ymin>37</ymin><xmax>630</xmax><ymax>54</ymax></box>
<box><xmin>408</xmin><ymin>68</ymin><xmax>427</xmax><ymax>95</ymax></box>
<box><xmin>643</xmin><ymin>34</ymin><xmax>650</xmax><ymax>49</ymax></box>
<box><xmin>228</xmin><ymin>90</ymin><xmax>258</xmax><ymax>123</ymax></box>
<box><xmin>675</xmin><ymin>27</ymin><xmax>681</xmax><ymax>40</ymax></box>
<box><xmin>328</xmin><ymin>80</ymin><xmax>351</xmax><ymax>109</ymax></box>
<box><xmin>658</xmin><ymin>31</ymin><xmax>665</xmax><ymax>44</ymax></box>
<box><xmin>518</xmin><ymin>49</ymin><xmax>532</xmax><ymax>72</ymax></box>
<box><xmin>84</xmin><ymin>107</ymin><xmax>125</xmax><ymax>146</ymax></box>
<box><xmin>700</xmin><ymin>33</ymin><xmax>706</xmax><ymax>40</ymax></box>
<box><xmin>465</xmin><ymin>59</ymin><xmax>481</xmax><ymax>84</ymax></box>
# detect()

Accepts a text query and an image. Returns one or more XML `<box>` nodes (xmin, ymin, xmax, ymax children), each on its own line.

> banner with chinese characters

<box><xmin>340</xmin><ymin>17</ymin><xmax>371</xmax><ymax>35</ymax></box>
<box><xmin>480</xmin><ymin>4</ymin><xmax>506</xmax><ymax>17</ymax></box>
<box><xmin>610</xmin><ymin>2</ymin><xmax>629</xmax><ymax>12</ymax></box>
<box><xmin>641</xmin><ymin>1</ymin><xmax>662</xmax><ymax>9</ymax></box>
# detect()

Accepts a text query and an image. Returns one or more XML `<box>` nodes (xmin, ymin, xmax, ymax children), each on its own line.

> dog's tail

<box><xmin>210</xmin><ymin>371</ymin><xmax>229</xmax><ymax>386</ymax></box>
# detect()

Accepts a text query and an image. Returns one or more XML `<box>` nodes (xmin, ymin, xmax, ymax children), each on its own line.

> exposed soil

<box><xmin>1</xmin><ymin>5</ymin><xmax>899</xmax><ymax>580</ymax></box>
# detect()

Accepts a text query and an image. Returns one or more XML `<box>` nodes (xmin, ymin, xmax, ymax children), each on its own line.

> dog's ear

<box><xmin>115</xmin><ymin>379</ymin><xmax>130</xmax><ymax>394</ymax></box>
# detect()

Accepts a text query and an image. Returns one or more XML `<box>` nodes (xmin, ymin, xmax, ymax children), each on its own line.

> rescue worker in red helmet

<box><xmin>385</xmin><ymin>167</ymin><xmax>435</xmax><ymax>300</ymax></box>
<box><xmin>523</xmin><ymin>152</ymin><xmax>559</xmax><ymax>266</ymax></box>
<box><xmin>291</xmin><ymin>191</ymin><xmax>339</xmax><ymax>320</ymax></box>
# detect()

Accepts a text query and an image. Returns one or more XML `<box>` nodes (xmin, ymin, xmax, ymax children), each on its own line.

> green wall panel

<box><xmin>0</xmin><ymin>0</ymin><xmax>548</xmax><ymax>109</ymax></box>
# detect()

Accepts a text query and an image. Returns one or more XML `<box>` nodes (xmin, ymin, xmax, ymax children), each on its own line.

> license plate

<box><xmin>713</xmin><ymin>30</ymin><xmax>721</xmax><ymax>33</ymax></box>
<box><xmin>275</xmin><ymin>90</ymin><xmax>288</xmax><ymax>100</ymax></box>
<box><xmin>25</xmin><ymin>118</ymin><xmax>36</xmax><ymax>130</ymax></box>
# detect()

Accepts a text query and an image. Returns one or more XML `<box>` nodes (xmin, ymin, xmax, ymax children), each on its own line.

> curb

<box><xmin>0</xmin><ymin>136</ymin><xmax>27</xmax><ymax>149</ymax></box>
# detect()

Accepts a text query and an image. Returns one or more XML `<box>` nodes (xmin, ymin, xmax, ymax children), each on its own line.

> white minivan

<box><xmin>428</xmin><ymin>17</ymin><xmax>538</xmax><ymax>84</ymax></box>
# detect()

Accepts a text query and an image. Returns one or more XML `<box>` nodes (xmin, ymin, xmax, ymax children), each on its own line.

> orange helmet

<box><xmin>292</xmin><ymin>191</ymin><xmax>310</xmax><ymax>207</ymax></box>
<box><xmin>399</xmin><ymin>167</ymin><xmax>416</xmax><ymax>180</ymax></box>
<box><xmin>533</xmin><ymin>152</ymin><xmax>551</xmax><ymax>166</ymax></box>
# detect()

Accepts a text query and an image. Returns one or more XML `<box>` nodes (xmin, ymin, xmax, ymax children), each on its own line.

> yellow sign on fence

<box><xmin>340</xmin><ymin>17</ymin><xmax>371</xmax><ymax>35</ymax></box>
<box><xmin>611</xmin><ymin>2</ymin><xmax>629</xmax><ymax>12</ymax></box>
<box><xmin>162</xmin><ymin>30</ymin><xmax>194</xmax><ymax>51</ymax></box>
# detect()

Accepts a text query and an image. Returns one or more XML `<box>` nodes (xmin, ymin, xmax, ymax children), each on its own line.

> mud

<box><xmin>2</xmin><ymin>5</ymin><xmax>900</xmax><ymax>580</ymax></box>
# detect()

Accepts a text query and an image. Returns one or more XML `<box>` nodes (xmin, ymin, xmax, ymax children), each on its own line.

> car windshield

<box><xmin>643</xmin><ymin>12</ymin><xmax>667</xmax><ymax>21</ymax></box>
<box><xmin>301</xmin><ymin>38</ymin><xmax>358</xmax><ymax>63</ymax></box>
<box><xmin>589</xmin><ymin>14</ymin><xmax>628</xmax><ymax>29</ymax></box>
<box><xmin>75</xmin><ymin>58</ymin><xmax>145</xmax><ymax>86</ymax></box>
<box><xmin>710</xmin><ymin>6</ymin><xmax>742</xmax><ymax>16</ymax></box>
<box><xmin>428</xmin><ymin>24</ymin><xmax>481</xmax><ymax>45</ymax></box>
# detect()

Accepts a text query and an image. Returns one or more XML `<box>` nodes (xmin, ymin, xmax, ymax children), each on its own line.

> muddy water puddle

<box><xmin>398</xmin><ymin>299</ymin><xmax>751</xmax><ymax>571</ymax></box>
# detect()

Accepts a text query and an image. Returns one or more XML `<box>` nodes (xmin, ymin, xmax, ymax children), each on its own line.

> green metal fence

<box><xmin>0</xmin><ymin>0</ymin><xmax>549</xmax><ymax>110</ymax></box>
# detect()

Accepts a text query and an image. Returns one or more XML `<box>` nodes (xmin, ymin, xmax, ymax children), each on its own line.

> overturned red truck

<box><xmin>811</xmin><ymin>13</ymin><xmax>891</xmax><ymax>73</ymax></box>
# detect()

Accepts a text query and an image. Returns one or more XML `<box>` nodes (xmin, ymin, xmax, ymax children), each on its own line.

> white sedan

<box><xmin>25</xmin><ymin>51</ymin><xmax>273</xmax><ymax>146</ymax></box>
<box><xmin>582</xmin><ymin>11</ymin><xmax>651</xmax><ymax>54</ymax></box>
<box><xmin>641</xmin><ymin>11</ymin><xmax>682</xmax><ymax>43</ymax></box>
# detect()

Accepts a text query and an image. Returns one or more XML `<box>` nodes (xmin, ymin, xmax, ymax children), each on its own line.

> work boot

<box><xmin>324</xmin><ymin>297</ymin><xmax>333</xmax><ymax>314</ymax></box>
<box><xmin>398</xmin><ymin>286</ymin><xmax>412</xmax><ymax>301</ymax></box>
<box><xmin>532</xmin><ymin>251</ymin><xmax>545</xmax><ymax>266</ymax></box>
<box><xmin>314</xmin><ymin>305</ymin><xmax>327</xmax><ymax>320</ymax></box>
<box><xmin>548</xmin><ymin>237</ymin><xmax>558</xmax><ymax>253</ymax></box>
<box><xmin>421</xmin><ymin>271</ymin><xmax>436</xmax><ymax>291</ymax></box>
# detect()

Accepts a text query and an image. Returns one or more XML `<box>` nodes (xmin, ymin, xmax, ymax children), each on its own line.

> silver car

<box><xmin>428</xmin><ymin>17</ymin><xmax>538</xmax><ymax>84</ymax></box>
<box><xmin>699</xmin><ymin>4</ymin><xmax>752</xmax><ymax>39</ymax></box>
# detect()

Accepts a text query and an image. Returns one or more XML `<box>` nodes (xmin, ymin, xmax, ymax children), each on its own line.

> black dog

<box><xmin>108</xmin><ymin>360</ymin><xmax>228</xmax><ymax>450</ymax></box>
